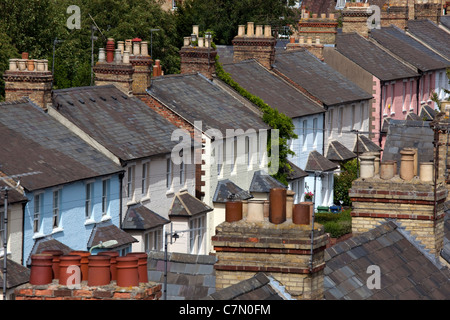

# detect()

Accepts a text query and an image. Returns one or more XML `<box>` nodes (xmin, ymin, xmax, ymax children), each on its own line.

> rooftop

<box><xmin>274</xmin><ymin>49</ymin><xmax>373</xmax><ymax>106</ymax></box>
<box><xmin>168</xmin><ymin>191</ymin><xmax>213</xmax><ymax>218</ymax></box>
<box><xmin>222</xmin><ymin>59</ymin><xmax>325</xmax><ymax>119</ymax></box>
<box><xmin>335</xmin><ymin>33</ymin><xmax>419</xmax><ymax>81</ymax></box>
<box><xmin>148</xmin><ymin>73</ymin><xmax>269</xmax><ymax>134</ymax></box>
<box><xmin>213</xmin><ymin>179</ymin><xmax>253</xmax><ymax>203</ymax></box>
<box><xmin>407</xmin><ymin>19</ymin><xmax>450</xmax><ymax>60</ymax></box>
<box><xmin>52</xmin><ymin>85</ymin><xmax>180</xmax><ymax>162</ymax></box>
<box><xmin>370</xmin><ymin>26</ymin><xmax>449</xmax><ymax>72</ymax></box>
<box><xmin>305</xmin><ymin>150</ymin><xmax>339</xmax><ymax>172</ymax></box>
<box><xmin>324</xmin><ymin>221</ymin><xmax>450</xmax><ymax>300</ymax></box>
<box><xmin>0</xmin><ymin>98</ymin><xmax>122</xmax><ymax>191</ymax></box>
<box><xmin>249</xmin><ymin>170</ymin><xmax>287</xmax><ymax>193</ymax></box>
<box><xmin>122</xmin><ymin>204</ymin><xmax>170</xmax><ymax>230</ymax></box>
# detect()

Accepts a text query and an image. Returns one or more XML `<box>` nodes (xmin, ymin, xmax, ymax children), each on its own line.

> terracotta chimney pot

<box><xmin>246</xmin><ymin>22</ymin><xmax>254</xmax><ymax>36</ymax></box>
<box><xmin>106</xmin><ymin>38</ymin><xmax>115</xmax><ymax>63</ymax></box>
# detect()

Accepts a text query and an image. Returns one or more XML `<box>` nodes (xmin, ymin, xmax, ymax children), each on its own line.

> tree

<box><xmin>334</xmin><ymin>158</ymin><xmax>358</xmax><ymax>207</ymax></box>
<box><xmin>174</xmin><ymin>0</ymin><xmax>298</xmax><ymax>45</ymax></box>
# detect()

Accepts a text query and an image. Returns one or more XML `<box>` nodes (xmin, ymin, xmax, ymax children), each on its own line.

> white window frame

<box><xmin>313</xmin><ymin>118</ymin><xmax>318</xmax><ymax>147</ymax></box>
<box><xmin>33</xmin><ymin>193</ymin><xmax>43</xmax><ymax>233</ymax></box>
<box><xmin>85</xmin><ymin>182</ymin><xmax>93</xmax><ymax>219</ymax></box>
<box><xmin>189</xmin><ymin>215</ymin><xmax>206</xmax><ymax>255</ymax></box>
<box><xmin>166</xmin><ymin>157</ymin><xmax>173</xmax><ymax>189</ymax></box>
<box><xmin>410</xmin><ymin>79</ymin><xmax>415</xmax><ymax>111</ymax></box>
<box><xmin>338</xmin><ymin>107</ymin><xmax>343</xmax><ymax>135</ymax></box>
<box><xmin>52</xmin><ymin>189</ymin><xmax>61</xmax><ymax>229</ymax></box>
<box><xmin>102</xmin><ymin>179</ymin><xmax>109</xmax><ymax>216</ymax></box>
<box><xmin>141</xmin><ymin>162</ymin><xmax>150</xmax><ymax>196</ymax></box>
<box><xmin>145</xmin><ymin>228</ymin><xmax>163</xmax><ymax>252</ymax></box>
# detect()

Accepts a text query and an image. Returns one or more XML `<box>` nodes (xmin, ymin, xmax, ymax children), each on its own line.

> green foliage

<box><xmin>334</xmin><ymin>158</ymin><xmax>358</xmax><ymax>207</ymax></box>
<box><xmin>0</xmin><ymin>30</ymin><xmax>19</xmax><ymax>100</ymax></box>
<box><xmin>213</xmin><ymin>46</ymin><xmax>297</xmax><ymax>184</ymax></box>
<box><xmin>174</xmin><ymin>0</ymin><xmax>298</xmax><ymax>45</ymax></box>
<box><xmin>315</xmin><ymin>209</ymin><xmax>352</xmax><ymax>238</ymax></box>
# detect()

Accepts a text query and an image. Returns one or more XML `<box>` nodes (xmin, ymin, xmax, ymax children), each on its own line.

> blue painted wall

<box><xmin>23</xmin><ymin>174</ymin><xmax>122</xmax><ymax>265</ymax></box>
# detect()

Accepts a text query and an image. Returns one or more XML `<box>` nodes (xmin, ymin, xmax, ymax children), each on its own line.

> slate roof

<box><xmin>286</xmin><ymin>160</ymin><xmax>309</xmax><ymax>181</ymax></box>
<box><xmin>441</xmin><ymin>16</ymin><xmax>450</xmax><ymax>31</ymax></box>
<box><xmin>326</xmin><ymin>140</ymin><xmax>357</xmax><ymax>162</ymax></box>
<box><xmin>87</xmin><ymin>221</ymin><xmax>138</xmax><ymax>249</ymax></box>
<box><xmin>420</xmin><ymin>104</ymin><xmax>437</xmax><ymax>120</ymax></box>
<box><xmin>205</xmin><ymin>272</ymin><xmax>292</xmax><ymax>300</ymax></box>
<box><xmin>335</xmin><ymin>33</ymin><xmax>419</xmax><ymax>81</ymax></box>
<box><xmin>381</xmin><ymin>120</ymin><xmax>434</xmax><ymax>170</ymax></box>
<box><xmin>52</xmin><ymin>85</ymin><xmax>179</xmax><ymax>162</ymax></box>
<box><xmin>27</xmin><ymin>237</ymin><xmax>74</xmax><ymax>266</ymax></box>
<box><xmin>215</xmin><ymin>45</ymin><xmax>234</xmax><ymax>65</ymax></box>
<box><xmin>122</xmin><ymin>204</ymin><xmax>170</xmax><ymax>230</ymax></box>
<box><xmin>324</xmin><ymin>221</ymin><xmax>450</xmax><ymax>300</ymax></box>
<box><xmin>353</xmin><ymin>134</ymin><xmax>383</xmax><ymax>154</ymax></box>
<box><xmin>370</xmin><ymin>26</ymin><xmax>449</xmax><ymax>72</ymax></box>
<box><xmin>273</xmin><ymin>49</ymin><xmax>373</xmax><ymax>106</ymax></box>
<box><xmin>222</xmin><ymin>60</ymin><xmax>325</xmax><ymax>119</ymax></box>
<box><xmin>0</xmin><ymin>181</ymin><xmax>28</xmax><ymax>204</ymax></box>
<box><xmin>407</xmin><ymin>19</ymin><xmax>450</xmax><ymax>60</ymax></box>
<box><xmin>304</xmin><ymin>150</ymin><xmax>339</xmax><ymax>172</ymax></box>
<box><xmin>0</xmin><ymin>258</ymin><xmax>30</xmax><ymax>289</ymax></box>
<box><xmin>168</xmin><ymin>191</ymin><xmax>213</xmax><ymax>217</ymax></box>
<box><xmin>213</xmin><ymin>179</ymin><xmax>253</xmax><ymax>203</ymax></box>
<box><xmin>148</xmin><ymin>73</ymin><xmax>269</xmax><ymax>134</ymax></box>
<box><xmin>147</xmin><ymin>251</ymin><xmax>217</xmax><ymax>300</ymax></box>
<box><xmin>0</xmin><ymin>98</ymin><xmax>123</xmax><ymax>191</ymax></box>
<box><xmin>249</xmin><ymin>170</ymin><xmax>287</xmax><ymax>193</ymax></box>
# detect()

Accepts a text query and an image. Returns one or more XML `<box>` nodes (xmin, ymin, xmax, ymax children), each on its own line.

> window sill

<box><xmin>140</xmin><ymin>195</ymin><xmax>151</xmax><ymax>203</ymax></box>
<box><xmin>166</xmin><ymin>189</ymin><xmax>175</xmax><ymax>196</ymax></box>
<box><xmin>32</xmin><ymin>232</ymin><xmax>45</xmax><ymax>240</ymax></box>
<box><xmin>84</xmin><ymin>218</ymin><xmax>96</xmax><ymax>226</ymax></box>
<box><xmin>179</xmin><ymin>186</ymin><xmax>188</xmax><ymax>193</ymax></box>
<box><xmin>126</xmin><ymin>199</ymin><xmax>139</xmax><ymax>206</ymax></box>
<box><xmin>51</xmin><ymin>227</ymin><xmax>64</xmax><ymax>234</ymax></box>
<box><xmin>101</xmin><ymin>215</ymin><xmax>111</xmax><ymax>222</ymax></box>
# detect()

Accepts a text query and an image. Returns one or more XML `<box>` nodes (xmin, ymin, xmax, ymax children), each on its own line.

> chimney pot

<box><xmin>133</xmin><ymin>40</ymin><xmax>141</xmax><ymax>56</ymax></box>
<box><xmin>141</xmin><ymin>41</ymin><xmax>149</xmax><ymax>56</ymax></box>
<box><xmin>106</xmin><ymin>38</ymin><xmax>115</xmax><ymax>63</ymax></box>
<box><xmin>36</xmin><ymin>60</ymin><xmax>45</xmax><ymax>72</ymax></box>
<box><xmin>114</xmin><ymin>49</ymin><xmax>122</xmax><ymax>63</ymax></box>
<box><xmin>419</xmin><ymin>162</ymin><xmax>434</xmax><ymax>182</ymax></box>
<box><xmin>192</xmin><ymin>25</ymin><xmax>199</xmax><ymax>36</ymax></box>
<box><xmin>17</xmin><ymin>59</ymin><xmax>27</xmax><ymax>71</ymax></box>
<box><xmin>246</xmin><ymin>200</ymin><xmax>264</xmax><ymax>222</ymax></box>
<box><xmin>246</xmin><ymin>22</ymin><xmax>254</xmax><ymax>36</ymax></box>
<box><xmin>98</xmin><ymin>48</ymin><xmax>106</xmax><ymax>63</ymax></box>
<box><xmin>184</xmin><ymin>36</ymin><xmax>191</xmax><ymax>46</ymax></box>
<box><xmin>9</xmin><ymin>59</ymin><xmax>18</xmax><ymax>71</ymax></box>
<box><xmin>290</xmin><ymin>36</ymin><xmax>296</xmax><ymax>43</ymax></box>
<box><xmin>264</xmin><ymin>25</ymin><xmax>272</xmax><ymax>37</ymax></box>
<box><xmin>125</xmin><ymin>39</ymin><xmax>133</xmax><ymax>54</ymax></box>
<box><xmin>225</xmin><ymin>199</ymin><xmax>243</xmax><ymax>223</ymax></box>
<box><xmin>329</xmin><ymin>13</ymin><xmax>335</xmax><ymax>19</ymax></box>
<box><xmin>307</xmin><ymin>36</ymin><xmax>313</xmax><ymax>45</ymax></box>
<box><xmin>269</xmin><ymin>188</ymin><xmax>287</xmax><ymax>224</ymax></box>
<box><xmin>299</xmin><ymin>36</ymin><xmax>305</xmax><ymax>44</ymax></box>
<box><xmin>238</xmin><ymin>25</ymin><xmax>246</xmax><ymax>36</ymax></box>
<box><xmin>117</xmin><ymin>41</ymin><xmax>125</xmax><ymax>55</ymax></box>
<box><xmin>359</xmin><ymin>154</ymin><xmax>376</xmax><ymax>179</ymax></box>
<box><xmin>399</xmin><ymin>149</ymin><xmax>415</xmax><ymax>181</ymax></box>
<box><xmin>315</xmin><ymin>36</ymin><xmax>321</xmax><ymax>45</ymax></box>
<box><xmin>198</xmin><ymin>37</ymin><xmax>204</xmax><ymax>47</ymax></box>
<box><xmin>21</xmin><ymin>52</ymin><xmax>29</xmax><ymax>60</ymax></box>
<box><xmin>321</xmin><ymin>13</ymin><xmax>326</xmax><ymax>19</ymax></box>
<box><xmin>255</xmin><ymin>25</ymin><xmax>263</xmax><ymax>37</ymax></box>
<box><xmin>123</xmin><ymin>50</ymin><xmax>130</xmax><ymax>64</ymax></box>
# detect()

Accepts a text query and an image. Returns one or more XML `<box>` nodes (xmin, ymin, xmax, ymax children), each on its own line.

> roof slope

<box><xmin>0</xmin><ymin>259</ymin><xmax>30</xmax><ymax>289</ymax></box>
<box><xmin>169</xmin><ymin>191</ymin><xmax>213</xmax><ymax>217</ymax></box>
<box><xmin>87</xmin><ymin>221</ymin><xmax>138</xmax><ymax>249</ymax></box>
<box><xmin>335</xmin><ymin>33</ymin><xmax>419</xmax><ymax>81</ymax></box>
<box><xmin>407</xmin><ymin>19</ymin><xmax>450</xmax><ymax>60</ymax></box>
<box><xmin>249</xmin><ymin>170</ymin><xmax>287</xmax><ymax>193</ymax></box>
<box><xmin>326</xmin><ymin>140</ymin><xmax>357</xmax><ymax>162</ymax></box>
<box><xmin>324</xmin><ymin>221</ymin><xmax>450</xmax><ymax>300</ymax></box>
<box><xmin>441</xmin><ymin>16</ymin><xmax>450</xmax><ymax>31</ymax></box>
<box><xmin>274</xmin><ymin>49</ymin><xmax>373</xmax><ymax>106</ymax></box>
<box><xmin>148</xmin><ymin>73</ymin><xmax>269</xmax><ymax>133</ymax></box>
<box><xmin>122</xmin><ymin>204</ymin><xmax>170</xmax><ymax>230</ymax></box>
<box><xmin>223</xmin><ymin>60</ymin><xmax>324</xmax><ymax>119</ymax></box>
<box><xmin>213</xmin><ymin>179</ymin><xmax>253</xmax><ymax>203</ymax></box>
<box><xmin>370</xmin><ymin>26</ymin><xmax>449</xmax><ymax>72</ymax></box>
<box><xmin>0</xmin><ymin>99</ymin><xmax>122</xmax><ymax>191</ymax></box>
<box><xmin>52</xmin><ymin>85</ymin><xmax>179</xmax><ymax>161</ymax></box>
<box><xmin>305</xmin><ymin>150</ymin><xmax>339</xmax><ymax>172</ymax></box>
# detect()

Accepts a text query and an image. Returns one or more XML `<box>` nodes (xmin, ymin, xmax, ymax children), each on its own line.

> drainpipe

<box><xmin>379</xmin><ymin>81</ymin><xmax>384</xmax><ymax>147</ymax></box>
<box><xmin>416</xmin><ymin>76</ymin><xmax>421</xmax><ymax>115</ymax></box>
<box><xmin>119</xmin><ymin>172</ymin><xmax>124</xmax><ymax>229</ymax></box>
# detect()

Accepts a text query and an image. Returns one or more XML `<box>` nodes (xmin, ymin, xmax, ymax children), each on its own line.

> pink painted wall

<box><xmin>371</xmin><ymin>76</ymin><xmax>421</xmax><ymax>150</ymax></box>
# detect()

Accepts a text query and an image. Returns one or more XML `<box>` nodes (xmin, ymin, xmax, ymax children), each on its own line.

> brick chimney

<box><xmin>212</xmin><ymin>188</ymin><xmax>328</xmax><ymax>300</ymax></box>
<box><xmin>341</xmin><ymin>3</ymin><xmax>372</xmax><ymax>38</ymax></box>
<box><xmin>3</xmin><ymin>53</ymin><xmax>52</xmax><ymax>109</ymax></box>
<box><xmin>296</xmin><ymin>13</ymin><xmax>338</xmax><ymax>45</ymax></box>
<box><xmin>286</xmin><ymin>35</ymin><xmax>325</xmax><ymax>61</ymax></box>
<box><xmin>232</xmin><ymin>22</ymin><xmax>276</xmax><ymax>69</ymax></box>
<box><xmin>93</xmin><ymin>37</ymin><xmax>152</xmax><ymax>96</ymax></box>
<box><xmin>179</xmin><ymin>25</ymin><xmax>217</xmax><ymax>80</ymax></box>
<box><xmin>349</xmin><ymin>149</ymin><xmax>447</xmax><ymax>258</ymax></box>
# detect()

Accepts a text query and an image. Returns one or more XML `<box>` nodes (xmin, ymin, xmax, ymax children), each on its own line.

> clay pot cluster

<box><xmin>29</xmin><ymin>250</ymin><xmax>149</xmax><ymax>288</ymax></box>
<box><xmin>224</xmin><ymin>188</ymin><xmax>312</xmax><ymax>226</ymax></box>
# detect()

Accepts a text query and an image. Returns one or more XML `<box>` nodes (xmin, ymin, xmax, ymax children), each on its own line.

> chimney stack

<box><xmin>3</xmin><ymin>52</ymin><xmax>52</xmax><ymax>109</ymax></box>
<box><xmin>179</xmin><ymin>24</ymin><xmax>217</xmax><ymax>80</ymax></box>
<box><xmin>212</xmin><ymin>188</ymin><xmax>327</xmax><ymax>300</ymax></box>
<box><xmin>232</xmin><ymin>22</ymin><xmax>276</xmax><ymax>69</ymax></box>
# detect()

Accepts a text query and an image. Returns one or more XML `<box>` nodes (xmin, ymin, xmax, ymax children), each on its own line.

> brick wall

<box><xmin>296</xmin><ymin>16</ymin><xmax>338</xmax><ymax>45</ymax></box>
<box><xmin>212</xmin><ymin>219</ymin><xmax>328</xmax><ymax>300</ymax></box>
<box><xmin>342</xmin><ymin>9</ymin><xmax>372</xmax><ymax>38</ymax></box>
<box><xmin>179</xmin><ymin>47</ymin><xmax>217</xmax><ymax>80</ymax></box>
<box><xmin>232</xmin><ymin>37</ymin><xmax>276</xmax><ymax>70</ymax></box>
<box><xmin>14</xmin><ymin>281</ymin><xmax>162</xmax><ymax>300</ymax></box>
<box><xmin>93</xmin><ymin>63</ymin><xmax>134</xmax><ymax>95</ymax></box>
<box><xmin>349</xmin><ymin>176</ymin><xmax>447</xmax><ymax>256</ymax></box>
<box><xmin>3</xmin><ymin>71</ymin><xmax>53</xmax><ymax>109</ymax></box>
<box><xmin>286</xmin><ymin>42</ymin><xmax>324</xmax><ymax>61</ymax></box>
<box><xmin>130</xmin><ymin>56</ymin><xmax>152</xmax><ymax>95</ymax></box>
